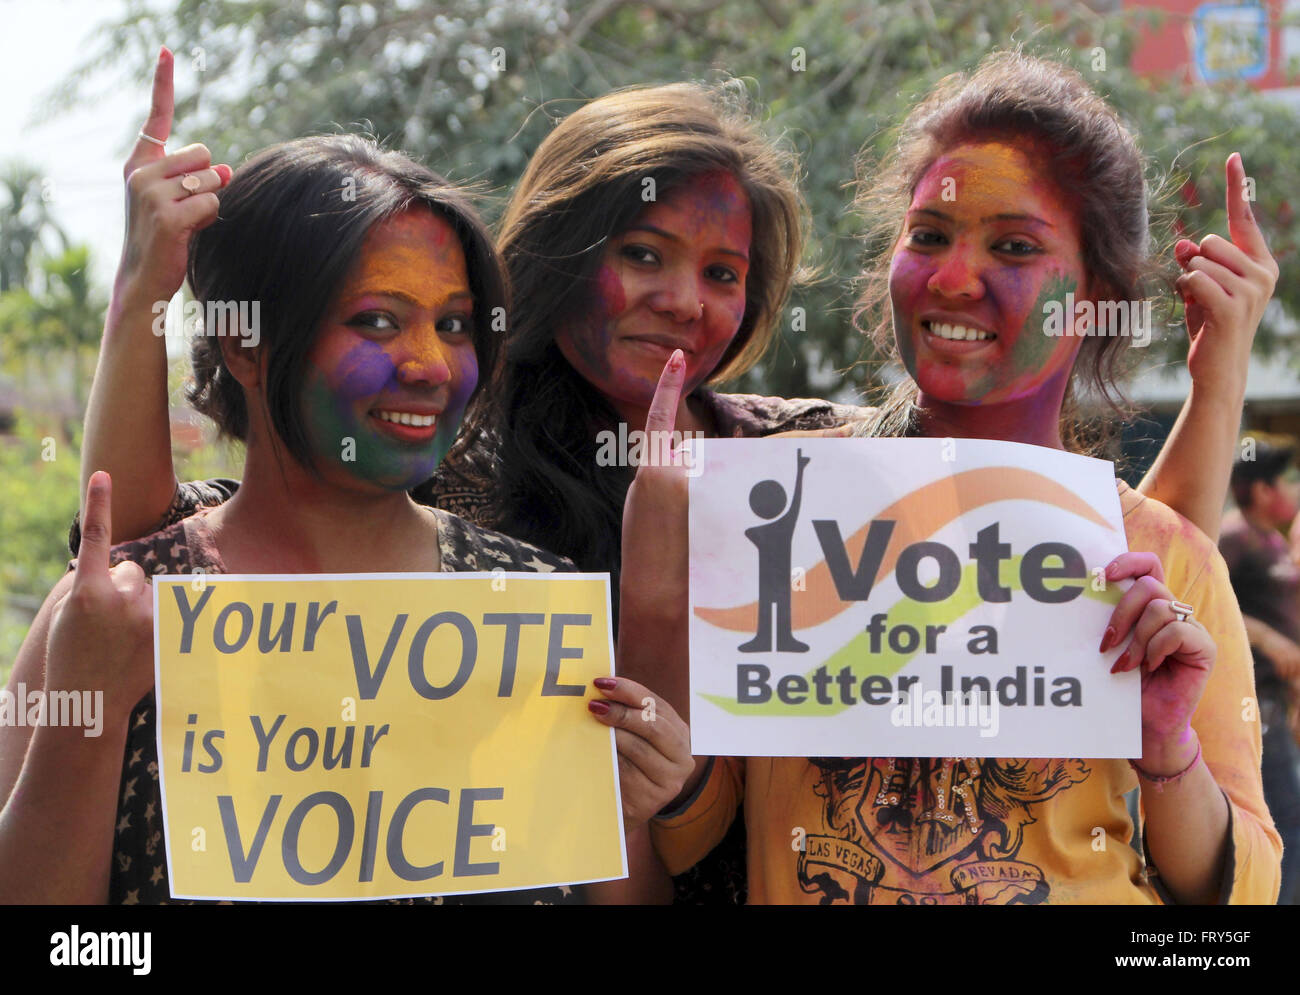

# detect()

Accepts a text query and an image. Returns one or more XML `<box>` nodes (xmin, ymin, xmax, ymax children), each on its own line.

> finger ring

<box><xmin>1170</xmin><ymin>600</ymin><xmax>1195</xmax><ymax>623</ymax></box>
<box><xmin>180</xmin><ymin>173</ymin><xmax>201</xmax><ymax>196</ymax></box>
<box><xmin>137</xmin><ymin>130</ymin><xmax>166</xmax><ymax>147</ymax></box>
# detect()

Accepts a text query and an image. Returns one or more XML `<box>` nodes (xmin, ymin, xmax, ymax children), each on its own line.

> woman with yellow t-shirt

<box><xmin>625</xmin><ymin>51</ymin><xmax>1282</xmax><ymax>905</ymax></box>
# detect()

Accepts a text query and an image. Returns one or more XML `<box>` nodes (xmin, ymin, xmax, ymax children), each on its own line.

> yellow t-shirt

<box><xmin>652</xmin><ymin>482</ymin><xmax>1281</xmax><ymax>904</ymax></box>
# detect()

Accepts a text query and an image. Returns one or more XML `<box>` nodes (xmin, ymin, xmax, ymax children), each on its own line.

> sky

<box><xmin>0</xmin><ymin>0</ymin><xmax>155</xmax><ymax>287</ymax></box>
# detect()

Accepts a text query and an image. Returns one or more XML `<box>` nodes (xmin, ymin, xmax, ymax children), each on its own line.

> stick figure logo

<box><xmin>739</xmin><ymin>449</ymin><xmax>811</xmax><ymax>653</ymax></box>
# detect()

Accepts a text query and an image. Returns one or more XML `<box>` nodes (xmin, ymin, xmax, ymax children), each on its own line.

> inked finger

<box><xmin>643</xmin><ymin>350</ymin><xmax>685</xmax><ymax>440</ymax></box>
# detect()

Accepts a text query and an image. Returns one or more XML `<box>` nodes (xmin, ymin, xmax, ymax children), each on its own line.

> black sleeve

<box><xmin>68</xmin><ymin>477</ymin><xmax>241</xmax><ymax>555</ymax></box>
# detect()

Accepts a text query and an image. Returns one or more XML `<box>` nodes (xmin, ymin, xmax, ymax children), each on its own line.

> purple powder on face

<box><xmin>334</xmin><ymin>340</ymin><xmax>399</xmax><ymax>399</ymax></box>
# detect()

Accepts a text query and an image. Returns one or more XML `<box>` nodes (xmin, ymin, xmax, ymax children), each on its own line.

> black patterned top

<box><xmin>99</xmin><ymin>507</ymin><xmax>580</xmax><ymax>905</ymax></box>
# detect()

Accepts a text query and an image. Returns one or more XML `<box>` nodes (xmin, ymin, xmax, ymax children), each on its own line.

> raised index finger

<box><xmin>127</xmin><ymin>47</ymin><xmax>174</xmax><ymax>171</ymax></box>
<box><xmin>644</xmin><ymin>349</ymin><xmax>685</xmax><ymax>438</ymax></box>
<box><xmin>1225</xmin><ymin>152</ymin><xmax>1270</xmax><ymax>261</ymax></box>
<box><xmin>74</xmin><ymin>470</ymin><xmax>114</xmax><ymax>586</ymax></box>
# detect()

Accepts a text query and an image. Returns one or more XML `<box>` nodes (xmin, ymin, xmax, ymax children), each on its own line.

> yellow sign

<box><xmin>153</xmin><ymin>573</ymin><xmax>625</xmax><ymax>901</ymax></box>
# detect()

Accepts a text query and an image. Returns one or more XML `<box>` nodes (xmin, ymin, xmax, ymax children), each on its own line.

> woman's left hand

<box><xmin>1102</xmin><ymin>552</ymin><xmax>1215</xmax><ymax>773</ymax></box>
<box><xmin>588</xmin><ymin>676</ymin><xmax>694</xmax><ymax>832</ymax></box>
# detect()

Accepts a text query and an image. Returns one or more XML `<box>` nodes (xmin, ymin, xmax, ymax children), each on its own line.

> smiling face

<box><xmin>554</xmin><ymin>170</ymin><xmax>752</xmax><ymax>413</ymax></box>
<box><xmin>889</xmin><ymin>140</ymin><xmax>1089</xmax><ymax>408</ymax></box>
<box><xmin>299</xmin><ymin>207</ymin><xmax>477</xmax><ymax>491</ymax></box>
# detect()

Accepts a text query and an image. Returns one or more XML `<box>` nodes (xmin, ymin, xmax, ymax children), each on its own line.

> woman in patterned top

<box><xmin>0</xmin><ymin>48</ymin><xmax>691</xmax><ymax>904</ymax></box>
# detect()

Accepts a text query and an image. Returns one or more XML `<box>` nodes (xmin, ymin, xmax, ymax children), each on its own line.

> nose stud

<box><xmin>697</xmin><ymin>302</ymin><xmax>704</xmax><ymax>319</ymax></box>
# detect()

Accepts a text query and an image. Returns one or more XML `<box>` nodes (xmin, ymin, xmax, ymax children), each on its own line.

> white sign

<box><xmin>688</xmin><ymin>438</ymin><xmax>1137</xmax><ymax>758</ymax></box>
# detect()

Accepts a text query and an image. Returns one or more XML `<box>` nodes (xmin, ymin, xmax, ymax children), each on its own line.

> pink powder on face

<box><xmin>594</xmin><ymin>264</ymin><xmax>627</xmax><ymax>318</ymax></box>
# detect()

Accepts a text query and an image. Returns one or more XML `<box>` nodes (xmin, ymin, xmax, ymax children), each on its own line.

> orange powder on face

<box><xmin>335</xmin><ymin>211</ymin><xmax>470</xmax><ymax>368</ymax></box>
<box><xmin>917</xmin><ymin>140</ymin><xmax>1075</xmax><ymax>220</ymax></box>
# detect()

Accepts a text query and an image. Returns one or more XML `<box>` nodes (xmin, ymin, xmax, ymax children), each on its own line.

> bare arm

<box><xmin>0</xmin><ymin>583</ymin><xmax>134</xmax><ymax>904</ymax></box>
<box><xmin>584</xmin><ymin>825</ymin><xmax>674</xmax><ymax>904</ymax></box>
<box><xmin>1139</xmin><ymin>741</ymin><xmax>1232</xmax><ymax>904</ymax></box>
<box><xmin>1107</xmin><ymin>546</ymin><xmax>1282</xmax><ymax>903</ymax></box>
<box><xmin>1138</xmin><ymin>388</ymin><xmax>1241</xmax><ymax>542</ymax></box>
<box><xmin>0</xmin><ymin>473</ymin><xmax>155</xmax><ymax>903</ymax></box>
<box><xmin>80</xmin><ymin>47</ymin><xmax>230</xmax><ymax>543</ymax></box>
<box><xmin>1136</xmin><ymin>153</ymin><xmax>1278</xmax><ymax>541</ymax></box>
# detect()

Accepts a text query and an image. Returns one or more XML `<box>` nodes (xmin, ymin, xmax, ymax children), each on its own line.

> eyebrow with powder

<box><xmin>624</xmin><ymin>223</ymin><xmax>750</xmax><ymax>262</ymax></box>
<box><xmin>350</xmin><ymin>288</ymin><xmax>474</xmax><ymax>308</ymax></box>
<box><xmin>909</xmin><ymin>207</ymin><xmax>1054</xmax><ymax>229</ymax></box>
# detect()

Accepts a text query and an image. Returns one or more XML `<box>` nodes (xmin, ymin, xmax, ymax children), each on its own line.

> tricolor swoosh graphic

<box><xmin>694</xmin><ymin>466</ymin><xmax>1115</xmax><ymax>632</ymax></box>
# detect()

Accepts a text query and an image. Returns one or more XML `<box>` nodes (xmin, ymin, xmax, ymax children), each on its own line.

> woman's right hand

<box><xmin>116</xmin><ymin>46</ymin><xmax>230</xmax><ymax>307</ymax></box>
<box><xmin>46</xmin><ymin>472</ymin><xmax>155</xmax><ymax>720</ymax></box>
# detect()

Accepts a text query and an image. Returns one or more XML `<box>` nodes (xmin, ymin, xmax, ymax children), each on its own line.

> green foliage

<box><xmin>0</xmin><ymin>416</ymin><xmax>82</xmax><ymax>678</ymax></box>
<box><xmin>0</xmin><ymin>245</ymin><xmax>106</xmax><ymax>423</ymax></box>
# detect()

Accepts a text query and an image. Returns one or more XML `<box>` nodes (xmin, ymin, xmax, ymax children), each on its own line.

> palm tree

<box><xmin>0</xmin><ymin>162</ymin><xmax>68</xmax><ymax>294</ymax></box>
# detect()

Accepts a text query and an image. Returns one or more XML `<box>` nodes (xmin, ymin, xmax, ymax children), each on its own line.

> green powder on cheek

<box><xmin>299</xmin><ymin>373</ymin><xmax>437</xmax><ymax>490</ymax></box>
<box><xmin>969</xmin><ymin>273</ymin><xmax>1076</xmax><ymax>400</ymax></box>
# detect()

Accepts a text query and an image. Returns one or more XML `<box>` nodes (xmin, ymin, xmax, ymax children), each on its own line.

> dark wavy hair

<box><xmin>186</xmin><ymin>134</ymin><xmax>506</xmax><ymax>471</ymax></box>
<box><xmin>437</xmin><ymin>83</ymin><xmax>805</xmax><ymax>596</ymax></box>
<box><xmin>851</xmin><ymin>51</ymin><xmax>1155</xmax><ymax>449</ymax></box>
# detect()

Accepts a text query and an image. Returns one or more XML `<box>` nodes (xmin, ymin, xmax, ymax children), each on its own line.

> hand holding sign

<box><xmin>46</xmin><ymin>472</ymin><xmax>155</xmax><ymax>719</ymax></box>
<box><xmin>1174</xmin><ymin>153</ymin><xmax>1279</xmax><ymax>403</ymax></box>
<box><xmin>118</xmin><ymin>46</ymin><xmax>231</xmax><ymax>306</ymax></box>
<box><xmin>1101</xmin><ymin>551</ymin><xmax>1215</xmax><ymax>776</ymax></box>
<box><xmin>588</xmin><ymin>677</ymin><xmax>692</xmax><ymax>830</ymax></box>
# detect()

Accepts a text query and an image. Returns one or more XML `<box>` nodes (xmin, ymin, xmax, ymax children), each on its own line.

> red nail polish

<box><xmin>588</xmin><ymin>699</ymin><xmax>610</xmax><ymax>715</ymax></box>
<box><xmin>1099</xmin><ymin>626</ymin><xmax>1116</xmax><ymax>653</ymax></box>
<box><xmin>594</xmin><ymin>677</ymin><xmax>617</xmax><ymax>690</ymax></box>
<box><xmin>1111</xmin><ymin>649</ymin><xmax>1129</xmax><ymax>674</ymax></box>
